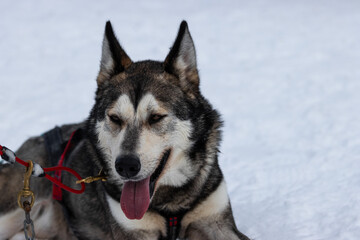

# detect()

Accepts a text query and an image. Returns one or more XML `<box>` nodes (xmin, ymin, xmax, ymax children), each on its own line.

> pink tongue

<box><xmin>120</xmin><ymin>177</ymin><xmax>150</xmax><ymax>220</ymax></box>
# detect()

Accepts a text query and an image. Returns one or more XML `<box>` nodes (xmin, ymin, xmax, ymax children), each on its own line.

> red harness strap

<box><xmin>168</xmin><ymin>216</ymin><xmax>180</xmax><ymax>240</ymax></box>
<box><xmin>0</xmin><ymin>133</ymin><xmax>85</xmax><ymax>198</ymax></box>
<box><xmin>51</xmin><ymin>130</ymin><xmax>82</xmax><ymax>200</ymax></box>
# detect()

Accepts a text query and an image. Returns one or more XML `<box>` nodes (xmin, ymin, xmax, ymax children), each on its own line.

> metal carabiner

<box><xmin>17</xmin><ymin>161</ymin><xmax>35</xmax><ymax>209</ymax></box>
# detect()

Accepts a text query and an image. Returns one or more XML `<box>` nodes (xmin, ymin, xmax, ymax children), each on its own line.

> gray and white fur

<box><xmin>0</xmin><ymin>21</ymin><xmax>250</xmax><ymax>240</ymax></box>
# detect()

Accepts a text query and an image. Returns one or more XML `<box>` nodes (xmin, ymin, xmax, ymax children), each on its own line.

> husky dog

<box><xmin>0</xmin><ymin>21</ymin><xmax>250</xmax><ymax>240</ymax></box>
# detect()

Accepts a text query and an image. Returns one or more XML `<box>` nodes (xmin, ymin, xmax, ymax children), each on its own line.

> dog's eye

<box><xmin>109</xmin><ymin>115</ymin><xmax>123</xmax><ymax>126</ymax></box>
<box><xmin>148</xmin><ymin>114</ymin><xmax>166</xmax><ymax>125</ymax></box>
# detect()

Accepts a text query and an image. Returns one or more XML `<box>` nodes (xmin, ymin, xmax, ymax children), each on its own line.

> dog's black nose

<box><xmin>115</xmin><ymin>155</ymin><xmax>141</xmax><ymax>178</ymax></box>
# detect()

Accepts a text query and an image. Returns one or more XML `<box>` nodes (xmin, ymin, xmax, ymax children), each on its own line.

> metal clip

<box><xmin>76</xmin><ymin>168</ymin><xmax>107</xmax><ymax>184</ymax></box>
<box><xmin>17</xmin><ymin>161</ymin><xmax>35</xmax><ymax>209</ymax></box>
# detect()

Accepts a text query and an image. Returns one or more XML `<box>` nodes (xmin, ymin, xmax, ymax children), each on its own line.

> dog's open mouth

<box><xmin>120</xmin><ymin>149</ymin><xmax>171</xmax><ymax>220</ymax></box>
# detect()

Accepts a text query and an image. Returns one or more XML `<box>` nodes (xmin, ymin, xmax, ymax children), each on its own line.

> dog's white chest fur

<box><xmin>106</xmin><ymin>180</ymin><xmax>229</xmax><ymax>238</ymax></box>
<box><xmin>106</xmin><ymin>195</ymin><xmax>167</xmax><ymax>236</ymax></box>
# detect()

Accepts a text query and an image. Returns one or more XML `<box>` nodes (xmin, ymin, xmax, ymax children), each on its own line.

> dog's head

<box><xmin>87</xmin><ymin>21</ymin><xmax>221</xmax><ymax>219</ymax></box>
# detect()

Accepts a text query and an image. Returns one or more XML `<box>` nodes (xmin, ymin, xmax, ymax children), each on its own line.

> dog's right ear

<box><xmin>97</xmin><ymin>21</ymin><xmax>132</xmax><ymax>85</ymax></box>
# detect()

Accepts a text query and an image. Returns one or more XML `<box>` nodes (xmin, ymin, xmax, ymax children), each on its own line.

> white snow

<box><xmin>1</xmin><ymin>0</ymin><xmax>360</xmax><ymax>239</ymax></box>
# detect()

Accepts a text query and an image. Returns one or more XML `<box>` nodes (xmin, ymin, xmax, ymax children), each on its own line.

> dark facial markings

<box><xmin>148</xmin><ymin>114</ymin><xmax>167</xmax><ymax>125</ymax></box>
<box><xmin>108</xmin><ymin>114</ymin><xmax>123</xmax><ymax>127</ymax></box>
<box><xmin>121</xmin><ymin>126</ymin><xmax>140</xmax><ymax>153</ymax></box>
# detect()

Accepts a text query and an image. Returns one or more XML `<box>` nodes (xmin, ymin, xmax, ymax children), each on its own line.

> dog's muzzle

<box><xmin>118</xmin><ymin>149</ymin><xmax>171</xmax><ymax>220</ymax></box>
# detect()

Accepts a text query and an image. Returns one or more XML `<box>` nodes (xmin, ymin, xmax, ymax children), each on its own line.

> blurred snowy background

<box><xmin>1</xmin><ymin>0</ymin><xmax>360</xmax><ymax>239</ymax></box>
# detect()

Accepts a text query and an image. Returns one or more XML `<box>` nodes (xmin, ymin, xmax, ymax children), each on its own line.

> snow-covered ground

<box><xmin>1</xmin><ymin>1</ymin><xmax>360</xmax><ymax>239</ymax></box>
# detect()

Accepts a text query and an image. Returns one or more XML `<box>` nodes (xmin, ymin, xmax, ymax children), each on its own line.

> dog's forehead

<box><xmin>109</xmin><ymin>93</ymin><xmax>166</xmax><ymax>120</ymax></box>
<box><xmin>110</xmin><ymin>64</ymin><xmax>180</xmax><ymax>102</ymax></box>
<box><xmin>99</xmin><ymin>61</ymin><xmax>191</xmax><ymax>120</ymax></box>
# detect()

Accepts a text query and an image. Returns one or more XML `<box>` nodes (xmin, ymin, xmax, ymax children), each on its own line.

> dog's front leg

<box><xmin>178</xmin><ymin>180</ymin><xmax>250</xmax><ymax>240</ymax></box>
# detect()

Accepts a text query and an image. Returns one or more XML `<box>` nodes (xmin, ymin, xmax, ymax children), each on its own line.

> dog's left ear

<box><xmin>164</xmin><ymin>21</ymin><xmax>199</xmax><ymax>96</ymax></box>
<box><xmin>97</xmin><ymin>21</ymin><xmax>132</xmax><ymax>85</ymax></box>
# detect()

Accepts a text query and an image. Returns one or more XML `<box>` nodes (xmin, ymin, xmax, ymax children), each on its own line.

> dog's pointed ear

<box><xmin>97</xmin><ymin>21</ymin><xmax>132</xmax><ymax>85</ymax></box>
<box><xmin>164</xmin><ymin>21</ymin><xmax>199</xmax><ymax>96</ymax></box>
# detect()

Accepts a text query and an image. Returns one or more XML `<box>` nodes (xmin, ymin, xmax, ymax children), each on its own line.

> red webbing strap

<box><xmin>52</xmin><ymin>130</ymin><xmax>79</xmax><ymax>200</ymax></box>
<box><xmin>46</xmin><ymin>166</ymin><xmax>84</xmax><ymax>195</ymax></box>
<box><xmin>0</xmin><ymin>134</ymin><xmax>85</xmax><ymax>197</ymax></box>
